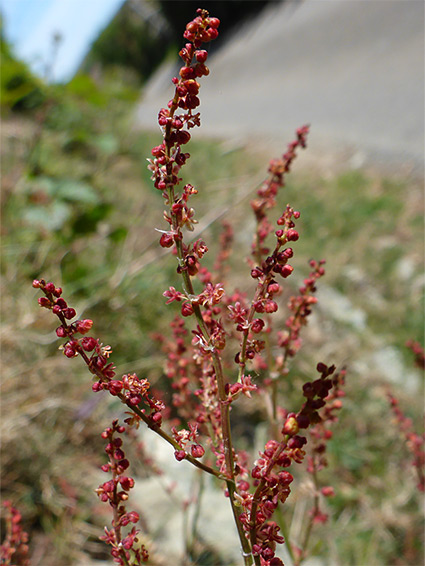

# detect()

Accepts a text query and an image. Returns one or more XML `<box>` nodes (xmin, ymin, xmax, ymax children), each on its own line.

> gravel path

<box><xmin>136</xmin><ymin>0</ymin><xmax>424</xmax><ymax>175</ymax></box>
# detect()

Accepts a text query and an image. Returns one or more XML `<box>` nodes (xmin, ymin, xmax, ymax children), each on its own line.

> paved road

<box><xmin>136</xmin><ymin>0</ymin><xmax>424</xmax><ymax>175</ymax></box>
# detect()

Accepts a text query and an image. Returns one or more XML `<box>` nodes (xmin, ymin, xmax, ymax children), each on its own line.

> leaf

<box><xmin>23</xmin><ymin>202</ymin><xmax>71</xmax><ymax>231</ymax></box>
<box><xmin>53</xmin><ymin>179</ymin><xmax>100</xmax><ymax>205</ymax></box>
<box><xmin>92</xmin><ymin>133</ymin><xmax>119</xmax><ymax>156</ymax></box>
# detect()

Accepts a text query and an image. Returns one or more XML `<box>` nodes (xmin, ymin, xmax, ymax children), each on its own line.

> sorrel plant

<box><xmin>32</xmin><ymin>8</ymin><xmax>354</xmax><ymax>566</ymax></box>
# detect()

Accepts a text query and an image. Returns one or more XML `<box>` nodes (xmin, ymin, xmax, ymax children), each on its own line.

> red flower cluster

<box><xmin>250</xmin><ymin>126</ymin><xmax>309</xmax><ymax>263</ymax></box>
<box><xmin>277</xmin><ymin>259</ymin><xmax>326</xmax><ymax>366</ymax></box>
<box><xmin>148</xmin><ymin>9</ymin><xmax>220</xmax><ymax>252</ymax></box>
<box><xmin>388</xmin><ymin>392</ymin><xmax>425</xmax><ymax>492</ymax></box>
<box><xmin>33</xmin><ymin>9</ymin><xmax>345</xmax><ymax>566</ymax></box>
<box><xmin>0</xmin><ymin>501</ymin><xmax>30</xmax><ymax>566</ymax></box>
<box><xmin>97</xmin><ymin>420</ymin><xmax>149</xmax><ymax>565</ymax></box>
<box><xmin>233</xmin><ymin>364</ymin><xmax>342</xmax><ymax>565</ymax></box>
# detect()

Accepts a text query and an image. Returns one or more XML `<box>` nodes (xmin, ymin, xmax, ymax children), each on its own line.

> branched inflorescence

<box><xmin>387</xmin><ymin>392</ymin><xmax>425</xmax><ymax>492</ymax></box>
<box><xmin>97</xmin><ymin>420</ymin><xmax>149</xmax><ymax>565</ymax></box>
<box><xmin>33</xmin><ymin>9</ymin><xmax>344</xmax><ymax>566</ymax></box>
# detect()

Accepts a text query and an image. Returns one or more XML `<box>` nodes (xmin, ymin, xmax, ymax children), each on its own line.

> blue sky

<box><xmin>1</xmin><ymin>0</ymin><xmax>126</xmax><ymax>82</ymax></box>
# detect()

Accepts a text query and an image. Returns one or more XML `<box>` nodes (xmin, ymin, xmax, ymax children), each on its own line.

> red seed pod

<box><xmin>251</xmin><ymin>268</ymin><xmax>263</xmax><ymax>279</ymax></box>
<box><xmin>177</xmin><ymin>130</ymin><xmax>191</xmax><ymax>144</ymax></box>
<box><xmin>267</xmin><ymin>282</ymin><xmax>280</xmax><ymax>295</ymax></box>
<box><xmin>206</xmin><ymin>27</ymin><xmax>218</xmax><ymax>41</ymax></box>
<box><xmin>229</xmin><ymin>383</ymin><xmax>243</xmax><ymax>395</ymax></box>
<box><xmin>296</xmin><ymin>414</ymin><xmax>310</xmax><ymax>429</ymax></box>
<box><xmin>38</xmin><ymin>297</ymin><xmax>51</xmax><ymax>308</ymax></box>
<box><xmin>76</xmin><ymin>319</ymin><xmax>93</xmax><ymax>334</ymax></box>
<box><xmin>287</xmin><ymin>435</ymin><xmax>307</xmax><ymax>449</ymax></box>
<box><xmin>32</xmin><ymin>279</ymin><xmax>41</xmax><ymax>288</ymax></box>
<box><xmin>287</xmin><ymin>229</ymin><xmax>299</xmax><ymax>242</ymax></box>
<box><xmin>64</xmin><ymin>344</ymin><xmax>77</xmax><ymax>358</ymax></box>
<box><xmin>176</xmin><ymin>84</ymin><xmax>187</xmax><ymax>97</ymax></box>
<box><xmin>316</xmin><ymin>362</ymin><xmax>328</xmax><ymax>374</ymax></box>
<box><xmin>191</xmin><ymin>444</ymin><xmax>205</xmax><ymax>458</ymax></box>
<box><xmin>81</xmin><ymin>337</ymin><xmax>97</xmax><ymax>352</ymax></box>
<box><xmin>56</xmin><ymin>326</ymin><xmax>66</xmax><ymax>338</ymax></box>
<box><xmin>179</xmin><ymin>66</ymin><xmax>195</xmax><ymax>80</ymax></box>
<box><xmin>159</xmin><ymin>233</ymin><xmax>174</xmax><ymax>248</ymax></box>
<box><xmin>172</xmin><ymin>118</ymin><xmax>184</xmax><ymax>129</ymax></box>
<box><xmin>181</xmin><ymin>302</ymin><xmax>194</xmax><ymax>317</ymax></box>
<box><xmin>56</xmin><ymin>298</ymin><xmax>67</xmax><ymax>309</ymax></box>
<box><xmin>118</xmin><ymin>458</ymin><xmax>129</xmax><ymax>471</ymax></box>
<box><xmin>151</xmin><ymin>411</ymin><xmax>162</xmax><ymax>425</ymax></box>
<box><xmin>185</xmin><ymin>95</ymin><xmax>200</xmax><ymax>109</ymax></box>
<box><xmin>196</xmin><ymin>49</ymin><xmax>208</xmax><ymax>63</ymax></box>
<box><xmin>44</xmin><ymin>282</ymin><xmax>56</xmax><ymax>293</ymax></box>
<box><xmin>151</xmin><ymin>144</ymin><xmax>164</xmax><ymax>157</ymax></box>
<box><xmin>194</xmin><ymin>63</ymin><xmax>209</xmax><ymax>77</ymax></box>
<box><xmin>183</xmin><ymin>30</ymin><xmax>195</xmax><ymax>42</ymax></box>
<box><xmin>174</xmin><ymin>450</ymin><xmax>186</xmax><ymax>461</ymax></box>
<box><xmin>63</xmin><ymin>307</ymin><xmax>76</xmax><ymax>320</ymax></box>
<box><xmin>186</xmin><ymin>21</ymin><xmax>199</xmax><ymax>34</ymax></box>
<box><xmin>251</xmin><ymin>318</ymin><xmax>265</xmax><ymax>333</ymax></box>
<box><xmin>120</xmin><ymin>477</ymin><xmax>135</xmax><ymax>491</ymax></box>
<box><xmin>264</xmin><ymin>300</ymin><xmax>278</xmax><ymax>313</ymax></box>
<box><xmin>184</xmin><ymin>79</ymin><xmax>200</xmax><ymax>94</ymax></box>
<box><xmin>281</xmin><ymin>265</ymin><xmax>294</xmax><ymax>278</ymax></box>
<box><xmin>254</xmin><ymin>301</ymin><xmax>265</xmax><ymax>313</ymax></box>
<box><xmin>208</xmin><ymin>17</ymin><xmax>220</xmax><ymax>29</ymax></box>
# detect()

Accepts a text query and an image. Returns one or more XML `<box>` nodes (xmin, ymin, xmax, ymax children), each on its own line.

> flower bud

<box><xmin>191</xmin><ymin>444</ymin><xmax>205</xmax><ymax>458</ymax></box>
<box><xmin>174</xmin><ymin>450</ymin><xmax>186</xmax><ymax>461</ymax></box>
<box><xmin>179</xmin><ymin>66</ymin><xmax>195</xmax><ymax>80</ymax></box>
<box><xmin>176</xmin><ymin>130</ymin><xmax>191</xmax><ymax>144</ymax></box>
<box><xmin>159</xmin><ymin>233</ymin><xmax>174</xmax><ymax>248</ymax></box>
<box><xmin>282</xmin><ymin>416</ymin><xmax>299</xmax><ymax>436</ymax></box>
<box><xmin>81</xmin><ymin>337</ymin><xmax>97</xmax><ymax>352</ymax></box>
<box><xmin>287</xmin><ymin>229</ymin><xmax>299</xmax><ymax>241</ymax></box>
<box><xmin>251</xmin><ymin>319</ymin><xmax>265</xmax><ymax>333</ymax></box>
<box><xmin>151</xmin><ymin>411</ymin><xmax>162</xmax><ymax>425</ymax></box>
<box><xmin>76</xmin><ymin>319</ymin><xmax>93</xmax><ymax>334</ymax></box>
<box><xmin>38</xmin><ymin>297</ymin><xmax>51</xmax><ymax>308</ymax></box>
<box><xmin>251</xmin><ymin>268</ymin><xmax>263</xmax><ymax>279</ymax></box>
<box><xmin>195</xmin><ymin>50</ymin><xmax>208</xmax><ymax>63</ymax></box>
<box><xmin>181</xmin><ymin>302</ymin><xmax>194</xmax><ymax>317</ymax></box>
<box><xmin>208</xmin><ymin>17</ymin><xmax>220</xmax><ymax>29</ymax></box>
<box><xmin>281</xmin><ymin>265</ymin><xmax>294</xmax><ymax>278</ymax></box>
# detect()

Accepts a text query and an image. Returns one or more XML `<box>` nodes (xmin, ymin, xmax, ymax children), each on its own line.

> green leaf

<box><xmin>23</xmin><ymin>202</ymin><xmax>71</xmax><ymax>231</ymax></box>
<box><xmin>53</xmin><ymin>179</ymin><xmax>99</xmax><ymax>205</ymax></box>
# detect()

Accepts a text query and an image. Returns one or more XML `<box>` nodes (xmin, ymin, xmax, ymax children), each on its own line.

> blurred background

<box><xmin>1</xmin><ymin>1</ymin><xmax>424</xmax><ymax>565</ymax></box>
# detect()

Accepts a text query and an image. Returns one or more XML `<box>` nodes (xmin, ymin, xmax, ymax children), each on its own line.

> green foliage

<box><xmin>80</xmin><ymin>1</ymin><xmax>165</xmax><ymax>83</ymax></box>
<box><xmin>0</xmin><ymin>28</ymin><xmax>46</xmax><ymax>112</ymax></box>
